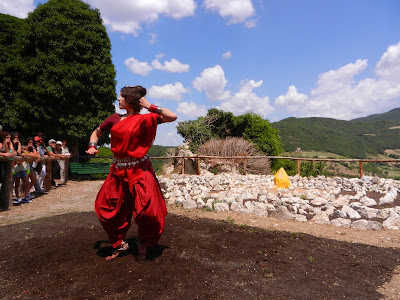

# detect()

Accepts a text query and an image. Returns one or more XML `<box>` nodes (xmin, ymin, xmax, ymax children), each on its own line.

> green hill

<box><xmin>272</xmin><ymin>116</ymin><xmax>400</xmax><ymax>158</ymax></box>
<box><xmin>352</xmin><ymin>108</ymin><xmax>400</xmax><ymax>122</ymax></box>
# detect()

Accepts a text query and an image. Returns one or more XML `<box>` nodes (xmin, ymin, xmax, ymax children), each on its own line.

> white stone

<box><xmin>230</xmin><ymin>201</ymin><xmax>242</xmax><ymax>212</ymax></box>
<box><xmin>310</xmin><ymin>197</ymin><xmax>328</xmax><ymax>206</ymax></box>
<box><xmin>270</xmin><ymin>206</ymin><xmax>296</xmax><ymax>220</ymax></box>
<box><xmin>383</xmin><ymin>217</ymin><xmax>400</xmax><ymax>230</ymax></box>
<box><xmin>357</xmin><ymin>207</ymin><xmax>378</xmax><ymax>219</ymax></box>
<box><xmin>331</xmin><ymin>218</ymin><xmax>352</xmax><ymax>228</ymax></box>
<box><xmin>253</xmin><ymin>202</ymin><xmax>268</xmax><ymax>216</ymax></box>
<box><xmin>311</xmin><ymin>211</ymin><xmax>330</xmax><ymax>224</ymax></box>
<box><xmin>351</xmin><ymin>220</ymin><xmax>369</xmax><ymax>230</ymax></box>
<box><xmin>214</xmin><ymin>202</ymin><xmax>230</xmax><ymax>212</ymax></box>
<box><xmin>196</xmin><ymin>199</ymin><xmax>205</xmax><ymax>208</ymax></box>
<box><xmin>294</xmin><ymin>215</ymin><xmax>307</xmax><ymax>222</ymax></box>
<box><xmin>182</xmin><ymin>196</ymin><xmax>197</xmax><ymax>209</ymax></box>
<box><xmin>380</xmin><ymin>190</ymin><xmax>398</xmax><ymax>205</ymax></box>
<box><xmin>341</xmin><ymin>205</ymin><xmax>361</xmax><ymax>219</ymax></box>
<box><xmin>359</xmin><ymin>196</ymin><xmax>377</xmax><ymax>207</ymax></box>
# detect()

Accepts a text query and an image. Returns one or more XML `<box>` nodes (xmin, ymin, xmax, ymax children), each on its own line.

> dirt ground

<box><xmin>2</xmin><ymin>180</ymin><xmax>400</xmax><ymax>299</ymax></box>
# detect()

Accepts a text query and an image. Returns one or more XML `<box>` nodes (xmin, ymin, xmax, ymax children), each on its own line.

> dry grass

<box><xmin>198</xmin><ymin>137</ymin><xmax>258</xmax><ymax>156</ymax></box>
<box><xmin>198</xmin><ymin>137</ymin><xmax>271</xmax><ymax>174</ymax></box>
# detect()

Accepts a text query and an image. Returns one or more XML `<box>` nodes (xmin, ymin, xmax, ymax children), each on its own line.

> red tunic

<box><xmin>95</xmin><ymin>113</ymin><xmax>167</xmax><ymax>248</ymax></box>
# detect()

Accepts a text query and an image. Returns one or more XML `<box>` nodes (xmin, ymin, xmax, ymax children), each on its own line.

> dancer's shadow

<box><xmin>93</xmin><ymin>237</ymin><xmax>168</xmax><ymax>260</ymax></box>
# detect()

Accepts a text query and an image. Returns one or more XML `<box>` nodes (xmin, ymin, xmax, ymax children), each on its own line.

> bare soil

<box><xmin>1</xmin><ymin>180</ymin><xmax>400</xmax><ymax>299</ymax></box>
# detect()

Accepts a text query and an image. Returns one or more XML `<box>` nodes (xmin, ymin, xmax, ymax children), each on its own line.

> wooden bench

<box><xmin>69</xmin><ymin>162</ymin><xmax>111</xmax><ymax>174</ymax></box>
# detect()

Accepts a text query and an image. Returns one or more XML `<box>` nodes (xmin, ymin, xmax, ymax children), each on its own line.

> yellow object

<box><xmin>274</xmin><ymin>167</ymin><xmax>290</xmax><ymax>190</ymax></box>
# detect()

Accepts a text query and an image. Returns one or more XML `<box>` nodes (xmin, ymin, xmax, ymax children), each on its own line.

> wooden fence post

<box><xmin>44</xmin><ymin>159</ymin><xmax>52</xmax><ymax>191</ymax></box>
<box><xmin>181</xmin><ymin>158</ymin><xmax>185</xmax><ymax>175</ymax></box>
<box><xmin>359</xmin><ymin>161</ymin><xmax>363</xmax><ymax>178</ymax></box>
<box><xmin>0</xmin><ymin>161</ymin><xmax>13</xmax><ymax>210</ymax></box>
<box><xmin>64</xmin><ymin>158</ymin><xmax>69</xmax><ymax>184</ymax></box>
<box><xmin>197</xmin><ymin>158</ymin><xmax>201</xmax><ymax>175</ymax></box>
<box><xmin>297</xmin><ymin>159</ymin><xmax>300</xmax><ymax>175</ymax></box>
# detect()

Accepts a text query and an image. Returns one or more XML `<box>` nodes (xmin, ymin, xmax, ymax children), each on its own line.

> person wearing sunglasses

<box><xmin>87</xmin><ymin>85</ymin><xmax>177</xmax><ymax>260</ymax></box>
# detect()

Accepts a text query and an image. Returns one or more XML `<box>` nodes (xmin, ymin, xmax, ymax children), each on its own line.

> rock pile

<box><xmin>158</xmin><ymin>174</ymin><xmax>400</xmax><ymax>231</ymax></box>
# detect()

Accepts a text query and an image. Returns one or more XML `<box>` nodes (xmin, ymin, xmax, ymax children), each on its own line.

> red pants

<box><xmin>95</xmin><ymin>163</ymin><xmax>167</xmax><ymax>248</ymax></box>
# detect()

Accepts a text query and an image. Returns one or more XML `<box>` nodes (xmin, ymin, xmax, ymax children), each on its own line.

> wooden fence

<box><xmin>149</xmin><ymin>155</ymin><xmax>400</xmax><ymax>178</ymax></box>
<box><xmin>2</xmin><ymin>155</ymin><xmax>400</xmax><ymax>211</ymax></box>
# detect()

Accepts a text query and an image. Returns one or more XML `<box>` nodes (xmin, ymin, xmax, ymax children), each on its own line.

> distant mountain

<box><xmin>352</xmin><ymin>108</ymin><xmax>400</xmax><ymax>122</ymax></box>
<box><xmin>272</xmin><ymin>115</ymin><xmax>400</xmax><ymax>158</ymax></box>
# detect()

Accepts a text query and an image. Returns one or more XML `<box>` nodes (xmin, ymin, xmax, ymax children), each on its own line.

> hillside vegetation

<box><xmin>352</xmin><ymin>107</ymin><xmax>400</xmax><ymax>122</ymax></box>
<box><xmin>273</xmin><ymin>117</ymin><xmax>400</xmax><ymax>158</ymax></box>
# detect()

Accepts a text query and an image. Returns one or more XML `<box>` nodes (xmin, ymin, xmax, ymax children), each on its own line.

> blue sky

<box><xmin>2</xmin><ymin>0</ymin><xmax>400</xmax><ymax>146</ymax></box>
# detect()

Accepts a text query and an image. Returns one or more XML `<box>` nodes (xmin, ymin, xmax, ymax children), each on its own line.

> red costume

<box><xmin>95</xmin><ymin>113</ymin><xmax>167</xmax><ymax>249</ymax></box>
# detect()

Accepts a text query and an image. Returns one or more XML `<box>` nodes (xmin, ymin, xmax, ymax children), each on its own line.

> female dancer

<box><xmin>86</xmin><ymin>85</ymin><xmax>177</xmax><ymax>260</ymax></box>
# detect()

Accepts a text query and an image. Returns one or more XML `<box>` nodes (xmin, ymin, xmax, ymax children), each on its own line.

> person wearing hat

<box><xmin>56</xmin><ymin>141</ymin><xmax>66</xmax><ymax>184</ymax></box>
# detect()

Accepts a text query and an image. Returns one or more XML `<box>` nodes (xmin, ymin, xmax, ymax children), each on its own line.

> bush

<box><xmin>198</xmin><ymin>137</ymin><xmax>271</xmax><ymax>174</ymax></box>
<box><xmin>198</xmin><ymin>137</ymin><xmax>258</xmax><ymax>156</ymax></box>
<box><xmin>271</xmin><ymin>159</ymin><xmax>297</xmax><ymax>176</ymax></box>
<box><xmin>300</xmin><ymin>161</ymin><xmax>326</xmax><ymax>177</ymax></box>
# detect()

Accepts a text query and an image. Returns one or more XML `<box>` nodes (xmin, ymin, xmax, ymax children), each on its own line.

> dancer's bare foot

<box><xmin>106</xmin><ymin>240</ymin><xmax>129</xmax><ymax>260</ymax></box>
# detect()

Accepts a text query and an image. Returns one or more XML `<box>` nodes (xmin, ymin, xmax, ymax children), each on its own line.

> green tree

<box><xmin>177</xmin><ymin>109</ymin><xmax>283</xmax><ymax>157</ymax></box>
<box><xmin>232</xmin><ymin>113</ymin><xmax>283</xmax><ymax>156</ymax></box>
<box><xmin>1</xmin><ymin>0</ymin><xmax>116</xmax><ymax>145</ymax></box>
<box><xmin>0</xmin><ymin>14</ymin><xmax>26</xmax><ymax>118</ymax></box>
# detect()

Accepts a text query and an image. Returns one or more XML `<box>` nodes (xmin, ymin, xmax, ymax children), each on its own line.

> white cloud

<box><xmin>148</xmin><ymin>82</ymin><xmax>189</xmax><ymax>101</ymax></box>
<box><xmin>310</xmin><ymin>59</ymin><xmax>368</xmax><ymax>97</ymax></box>
<box><xmin>245</xmin><ymin>19</ymin><xmax>257</xmax><ymax>28</ymax></box>
<box><xmin>275</xmin><ymin>85</ymin><xmax>308</xmax><ymax>109</ymax></box>
<box><xmin>222</xmin><ymin>51</ymin><xmax>232</xmax><ymax>60</ymax></box>
<box><xmin>218</xmin><ymin>80</ymin><xmax>274</xmax><ymax>118</ymax></box>
<box><xmin>124</xmin><ymin>57</ymin><xmax>153</xmax><ymax>76</ymax></box>
<box><xmin>152</xmin><ymin>58</ymin><xmax>189</xmax><ymax>73</ymax></box>
<box><xmin>203</xmin><ymin>0</ymin><xmax>255</xmax><ymax>25</ymax></box>
<box><xmin>176</xmin><ymin>101</ymin><xmax>208</xmax><ymax>118</ymax></box>
<box><xmin>0</xmin><ymin>0</ymin><xmax>34</xmax><ymax>18</ymax></box>
<box><xmin>86</xmin><ymin>0</ymin><xmax>196</xmax><ymax>36</ymax></box>
<box><xmin>154</xmin><ymin>122</ymin><xmax>182</xmax><ymax>146</ymax></box>
<box><xmin>274</xmin><ymin>41</ymin><xmax>400</xmax><ymax>120</ymax></box>
<box><xmin>148</xmin><ymin>33</ymin><xmax>158</xmax><ymax>44</ymax></box>
<box><xmin>193</xmin><ymin>65</ymin><xmax>231</xmax><ymax>101</ymax></box>
<box><xmin>375</xmin><ymin>41</ymin><xmax>400</xmax><ymax>83</ymax></box>
<box><xmin>125</xmin><ymin>56</ymin><xmax>189</xmax><ymax>75</ymax></box>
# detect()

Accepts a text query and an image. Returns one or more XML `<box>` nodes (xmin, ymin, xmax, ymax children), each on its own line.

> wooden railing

<box><xmin>77</xmin><ymin>155</ymin><xmax>400</xmax><ymax>177</ymax></box>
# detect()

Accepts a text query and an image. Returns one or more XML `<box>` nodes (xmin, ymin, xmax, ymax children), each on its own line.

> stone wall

<box><xmin>158</xmin><ymin>174</ymin><xmax>400</xmax><ymax>231</ymax></box>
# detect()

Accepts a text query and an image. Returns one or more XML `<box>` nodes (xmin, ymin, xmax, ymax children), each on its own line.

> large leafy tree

<box><xmin>0</xmin><ymin>14</ymin><xmax>26</xmax><ymax>118</ymax></box>
<box><xmin>1</xmin><ymin>0</ymin><xmax>116</xmax><ymax>144</ymax></box>
<box><xmin>177</xmin><ymin>109</ymin><xmax>283</xmax><ymax>157</ymax></box>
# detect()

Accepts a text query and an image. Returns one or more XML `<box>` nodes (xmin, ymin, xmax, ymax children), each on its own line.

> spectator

<box><xmin>59</xmin><ymin>139</ymin><xmax>71</xmax><ymax>184</ymax></box>
<box><xmin>0</xmin><ymin>131</ymin><xmax>13</xmax><ymax>159</ymax></box>
<box><xmin>12</xmin><ymin>137</ymin><xmax>31</xmax><ymax>205</ymax></box>
<box><xmin>3</xmin><ymin>132</ymin><xmax>16</xmax><ymax>156</ymax></box>
<box><xmin>46</xmin><ymin>139</ymin><xmax>59</xmax><ymax>186</ymax></box>
<box><xmin>33</xmin><ymin>135</ymin><xmax>48</xmax><ymax>194</ymax></box>
<box><xmin>11</xmin><ymin>132</ymin><xmax>22</xmax><ymax>156</ymax></box>
<box><xmin>25</xmin><ymin>137</ymin><xmax>40</xmax><ymax>199</ymax></box>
